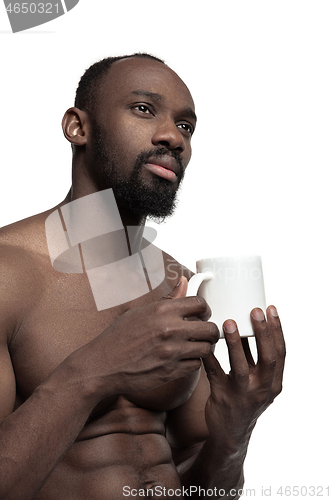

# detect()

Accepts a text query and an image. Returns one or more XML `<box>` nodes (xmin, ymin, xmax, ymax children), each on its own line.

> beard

<box><xmin>89</xmin><ymin>123</ymin><xmax>185</xmax><ymax>222</ymax></box>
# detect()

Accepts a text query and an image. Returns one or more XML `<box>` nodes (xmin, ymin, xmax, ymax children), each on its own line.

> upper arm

<box><xmin>0</xmin><ymin>285</ymin><xmax>18</xmax><ymax>421</ymax></box>
<box><xmin>0</xmin><ymin>341</ymin><xmax>16</xmax><ymax>421</ymax></box>
<box><xmin>0</xmin><ymin>243</ymin><xmax>31</xmax><ymax>421</ymax></box>
<box><xmin>166</xmin><ymin>364</ymin><xmax>211</xmax><ymax>465</ymax></box>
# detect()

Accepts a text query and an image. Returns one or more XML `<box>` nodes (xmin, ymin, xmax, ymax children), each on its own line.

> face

<box><xmin>85</xmin><ymin>57</ymin><xmax>197</xmax><ymax>221</ymax></box>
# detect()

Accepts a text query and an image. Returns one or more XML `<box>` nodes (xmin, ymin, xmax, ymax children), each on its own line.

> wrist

<box><xmin>59</xmin><ymin>345</ymin><xmax>124</xmax><ymax>406</ymax></box>
<box><xmin>206</xmin><ymin>417</ymin><xmax>256</xmax><ymax>457</ymax></box>
<box><xmin>181</xmin><ymin>436</ymin><xmax>246</xmax><ymax>498</ymax></box>
<box><xmin>40</xmin><ymin>353</ymin><xmax>103</xmax><ymax>412</ymax></box>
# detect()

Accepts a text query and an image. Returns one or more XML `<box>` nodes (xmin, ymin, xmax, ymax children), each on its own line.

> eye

<box><xmin>178</xmin><ymin>122</ymin><xmax>194</xmax><ymax>135</ymax></box>
<box><xmin>132</xmin><ymin>104</ymin><xmax>154</xmax><ymax>115</ymax></box>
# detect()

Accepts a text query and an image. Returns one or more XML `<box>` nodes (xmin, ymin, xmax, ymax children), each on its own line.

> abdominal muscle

<box><xmin>36</xmin><ymin>401</ymin><xmax>182</xmax><ymax>500</ymax></box>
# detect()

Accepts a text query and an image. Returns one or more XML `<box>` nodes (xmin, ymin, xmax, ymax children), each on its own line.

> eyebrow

<box><xmin>131</xmin><ymin>90</ymin><xmax>197</xmax><ymax>123</ymax></box>
<box><xmin>131</xmin><ymin>90</ymin><xmax>164</xmax><ymax>101</ymax></box>
<box><xmin>181</xmin><ymin>107</ymin><xmax>197</xmax><ymax>124</ymax></box>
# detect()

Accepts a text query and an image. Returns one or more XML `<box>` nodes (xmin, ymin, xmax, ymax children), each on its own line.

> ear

<box><xmin>62</xmin><ymin>107</ymin><xmax>89</xmax><ymax>146</ymax></box>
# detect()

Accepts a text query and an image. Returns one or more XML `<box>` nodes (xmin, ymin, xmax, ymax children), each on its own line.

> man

<box><xmin>0</xmin><ymin>53</ymin><xmax>285</xmax><ymax>499</ymax></box>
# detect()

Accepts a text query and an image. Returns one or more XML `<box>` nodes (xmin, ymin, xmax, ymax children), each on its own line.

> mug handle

<box><xmin>186</xmin><ymin>271</ymin><xmax>214</xmax><ymax>297</ymax></box>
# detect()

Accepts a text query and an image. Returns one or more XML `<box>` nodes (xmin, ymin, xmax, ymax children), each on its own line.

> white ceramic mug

<box><xmin>187</xmin><ymin>256</ymin><xmax>266</xmax><ymax>337</ymax></box>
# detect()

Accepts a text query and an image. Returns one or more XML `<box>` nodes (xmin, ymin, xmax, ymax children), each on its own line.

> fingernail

<box><xmin>269</xmin><ymin>305</ymin><xmax>279</xmax><ymax>317</ymax></box>
<box><xmin>251</xmin><ymin>308</ymin><xmax>265</xmax><ymax>321</ymax></box>
<box><xmin>223</xmin><ymin>320</ymin><xmax>237</xmax><ymax>334</ymax></box>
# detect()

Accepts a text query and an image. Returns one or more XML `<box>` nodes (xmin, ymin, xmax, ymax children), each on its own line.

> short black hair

<box><xmin>74</xmin><ymin>53</ymin><xmax>165</xmax><ymax>112</ymax></box>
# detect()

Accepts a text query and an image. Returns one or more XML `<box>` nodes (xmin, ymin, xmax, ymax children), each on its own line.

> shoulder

<box><xmin>0</xmin><ymin>207</ymin><xmax>53</xmax><ymax>254</ymax></box>
<box><xmin>0</xmin><ymin>212</ymin><xmax>53</xmax><ymax>342</ymax></box>
<box><xmin>0</xmin><ymin>212</ymin><xmax>51</xmax><ymax>277</ymax></box>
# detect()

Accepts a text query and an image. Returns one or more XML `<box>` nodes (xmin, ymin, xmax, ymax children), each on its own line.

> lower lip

<box><xmin>144</xmin><ymin>163</ymin><xmax>177</xmax><ymax>183</ymax></box>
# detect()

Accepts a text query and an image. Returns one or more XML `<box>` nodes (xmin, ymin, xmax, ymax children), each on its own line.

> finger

<box><xmin>162</xmin><ymin>276</ymin><xmax>188</xmax><ymax>300</ymax></box>
<box><xmin>161</xmin><ymin>295</ymin><xmax>211</xmax><ymax>322</ymax></box>
<box><xmin>182</xmin><ymin>340</ymin><xmax>217</xmax><ymax>361</ymax></box>
<box><xmin>223</xmin><ymin>320</ymin><xmax>250</xmax><ymax>385</ymax></box>
<box><xmin>266</xmin><ymin>305</ymin><xmax>286</xmax><ymax>396</ymax></box>
<box><xmin>202</xmin><ymin>349</ymin><xmax>227</xmax><ymax>392</ymax></box>
<box><xmin>183</xmin><ymin>295</ymin><xmax>212</xmax><ymax>322</ymax></box>
<box><xmin>182</xmin><ymin>319</ymin><xmax>220</xmax><ymax>344</ymax></box>
<box><xmin>267</xmin><ymin>306</ymin><xmax>286</xmax><ymax>359</ymax></box>
<box><xmin>251</xmin><ymin>308</ymin><xmax>276</xmax><ymax>384</ymax></box>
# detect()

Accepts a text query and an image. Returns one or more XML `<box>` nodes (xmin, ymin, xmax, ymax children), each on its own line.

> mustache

<box><xmin>134</xmin><ymin>148</ymin><xmax>185</xmax><ymax>179</ymax></box>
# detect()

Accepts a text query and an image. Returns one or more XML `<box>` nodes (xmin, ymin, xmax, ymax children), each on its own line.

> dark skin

<box><xmin>0</xmin><ymin>58</ymin><xmax>286</xmax><ymax>500</ymax></box>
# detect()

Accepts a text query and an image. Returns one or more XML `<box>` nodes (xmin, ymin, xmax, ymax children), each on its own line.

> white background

<box><xmin>1</xmin><ymin>1</ymin><xmax>332</xmax><ymax>498</ymax></box>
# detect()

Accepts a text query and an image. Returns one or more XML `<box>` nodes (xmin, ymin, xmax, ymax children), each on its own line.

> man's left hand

<box><xmin>202</xmin><ymin>306</ymin><xmax>286</xmax><ymax>453</ymax></box>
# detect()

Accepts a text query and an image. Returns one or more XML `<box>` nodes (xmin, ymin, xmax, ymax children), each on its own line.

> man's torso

<box><xmin>1</xmin><ymin>207</ymin><xmax>203</xmax><ymax>499</ymax></box>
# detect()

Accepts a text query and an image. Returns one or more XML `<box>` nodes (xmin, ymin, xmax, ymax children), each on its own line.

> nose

<box><xmin>151</xmin><ymin>119</ymin><xmax>186</xmax><ymax>153</ymax></box>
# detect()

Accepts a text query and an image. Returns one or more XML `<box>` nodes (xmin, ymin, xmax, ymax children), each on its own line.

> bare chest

<box><xmin>9</xmin><ymin>270</ymin><xmax>198</xmax><ymax>414</ymax></box>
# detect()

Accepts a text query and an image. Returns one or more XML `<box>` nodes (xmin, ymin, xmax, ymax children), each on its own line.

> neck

<box><xmin>70</xmin><ymin>157</ymin><xmax>147</xmax><ymax>227</ymax></box>
<box><xmin>60</xmin><ymin>156</ymin><xmax>150</xmax><ymax>262</ymax></box>
<box><xmin>60</xmin><ymin>184</ymin><xmax>147</xmax><ymax>268</ymax></box>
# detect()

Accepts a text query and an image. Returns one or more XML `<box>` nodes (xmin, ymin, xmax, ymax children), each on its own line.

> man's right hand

<box><xmin>68</xmin><ymin>277</ymin><xmax>219</xmax><ymax>401</ymax></box>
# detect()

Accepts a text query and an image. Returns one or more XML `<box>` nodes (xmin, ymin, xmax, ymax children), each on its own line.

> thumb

<box><xmin>163</xmin><ymin>276</ymin><xmax>188</xmax><ymax>300</ymax></box>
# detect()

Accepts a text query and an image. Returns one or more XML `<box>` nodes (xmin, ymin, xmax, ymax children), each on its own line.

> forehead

<box><xmin>98</xmin><ymin>57</ymin><xmax>195</xmax><ymax>111</ymax></box>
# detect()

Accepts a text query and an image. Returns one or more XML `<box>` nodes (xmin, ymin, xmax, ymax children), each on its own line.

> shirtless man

<box><xmin>0</xmin><ymin>54</ymin><xmax>286</xmax><ymax>500</ymax></box>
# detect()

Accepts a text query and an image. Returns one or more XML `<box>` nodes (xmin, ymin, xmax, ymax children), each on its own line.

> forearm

<box><xmin>178</xmin><ymin>435</ymin><xmax>249</xmax><ymax>500</ymax></box>
<box><xmin>0</xmin><ymin>358</ymin><xmax>101</xmax><ymax>500</ymax></box>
